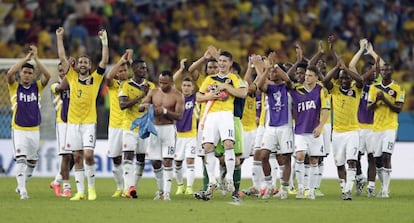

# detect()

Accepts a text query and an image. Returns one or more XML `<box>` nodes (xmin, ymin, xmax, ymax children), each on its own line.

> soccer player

<box><xmin>119</xmin><ymin>59</ymin><xmax>155</xmax><ymax>198</ymax></box>
<box><xmin>290</xmin><ymin>65</ymin><xmax>330</xmax><ymax>200</ymax></box>
<box><xmin>49</xmin><ymin>62</ymin><xmax>73</xmax><ymax>198</ymax></box>
<box><xmin>196</xmin><ymin>51</ymin><xmax>247</xmax><ymax>196</ymax></box>
<box><xmin>348</xmin><ymin>39</ymin><xmax>379</xmax><ymax>197</ymax></box>
<box><xmin>173</xmin><ymin>65</ymin><xmax>197</xmax><ymax>196</ymax></box>
<box><xmin>7</xmin><ymin>45</ymin><xmax>51</xmax><ymax>199</ymax></box>
<box><xmin>367</xmin><ymin>62</ymin><xmax>405</xmax><ymax>198</ymax></box>
<box><xmin>139</xmin><ymin>70</ymin><xmax>185</xmax><ymax>201</ymax></box>
<box><xmin>55</xmin><ymin>27</ymin><xmax>109</xmax><ymax>201</ymax></box>
<box><xmin>323</xmin><ymin>57</ymin><xmax>364</xmax><ymax>200</ymax></box>
<box><xmin>106</xmin><ymin>50</ymin><xmax>131</xmax><ymax>197</ymax></box>
<box><xmin>254</xmin><ymin>58</ymin><xmax>294</xmax><ymax>200</ymax></box>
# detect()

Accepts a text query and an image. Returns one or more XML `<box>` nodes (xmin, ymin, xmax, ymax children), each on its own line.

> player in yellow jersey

<box><xmin>119</xmin><ymin>59</ymin><xmax>155</xmax><ymax>198</ymax></box>
<box><xmin>323</xmin><ymin>57</ymin><xmax>364</xmax><ymax>200</ymax></box>
<box><xmin>368</xmin><ymin>62</ymin><xmax>405</xmax><ymax>198</ymax></box>
<box><xmin>197</xmin><ymin>51</ymin><xmax>247</xmax><ymax>197</ymax></box>
<box><xmin>105</xmin><ymin>50</ymin><xmax>131</xmax><ymax>197</ymax></box>
<box><xmin>49</xmin><ymin>62</ymin><xmax>73</xmax><ymax>198</ymax></box>
<box><xmin>7</xmin><ymin>45</ymin><xmax>51</xmax><ymax>199</ymax></box>
<box><xmin>56</xmin><ymin>27</ymin><xmax>109</xmax><ymax>201</ymax></box>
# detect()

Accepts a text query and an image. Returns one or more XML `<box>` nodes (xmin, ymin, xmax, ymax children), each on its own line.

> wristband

<box><xmin>163</xmin><ymin>108</ymin><xmax>168</xmax><ymax>115</ymax></box>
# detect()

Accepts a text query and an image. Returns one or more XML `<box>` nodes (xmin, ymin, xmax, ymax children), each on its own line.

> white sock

<box><xmin>85</xmin><ymin>164</ymin><xmax>96</xmax><ymax>188</ymax></box>
<box><xmin>252</xmin><ymin>160</ymin><xmax>263</xmax><ymax>189</ymax></box>
<box><xmin>74</xmin><ymin>169</ymin><xmax>85</xmax><ymax>194</ymax></box>
<box><xmin>112</xmin><ymin>164</ymin><xmax>123</xmax><ymax>190</ymax></box>
<box><xmin>25</xmin><ymin>162</ymin><xmax>36</xmax><ymax>183</ymax></box>
<box><xmin>164</xmin><ymin>167</ymin><xmax>173</xmax><ymax>194</ymax></box>
<box><xmin>123</xmin><ymin>160</ymin><xmax>134</xmax><ymax>189</ymax></box>
<box><xmin>63</xmin><ymin>182</ymin><xmax>71</xmax><ymax>190</ymax></box>
<box><xmin>382</xmin><ymin>168</ymin><xmax>391</xmax><ymax>193</ymax></box>
<box><xmin>345</xmin><ymin>167</ymin><xmax>356</xmax><ymax>193</ymax></box>
<box><xmin>316</xmin><ymin>162</ymin><xmax>324</xmax><ymax>188</ymax></box>
<box><xmin>205</xmin><ymin>151</ymin><xmax>217</xmax><ymax>184</ymax></box>
<box><xmin>290</xmin><ymin>159</ymin><xmax>296</xmax><ymax>189</ymax></box>
<box><xmin>295</xmin><ymin>160</ymin><xmax>305</xmax><ymax>190</ymax></box>
<box><xmin>279</xmin><ymin>165</ymin><xmax>285</xmax><ymax>185</ymax></box>
<box><xmin>15</xmin><ymin>158</ymin><xmax>27</xmax><ymax>192</ymax></box>
<box><xmin>153</xmin><ymin>167</ymin><xmax>164</xmax><ymax>192</ymax></box>
<box><xmin>175</xmin><ymin>165</ymin><xmax>183</xmax><ymax>185</ymax></box>
<box><xmin>135</xmin><ymin>161</ymin><xmax>145</xmax><ymax>186</ymax></box>
<box><xmin>368</xmin><ymin>181</ymin><xmax>375</xmax><ymax>189</ymax></box>
<box><xmin>269</xmin><ymin>154</ymin><xmax>278</xmax><ymax>188</ymax></box>
<box><xmin>304</xmin><ymin>164</ymin><xmax>310</xmax><ymax>189</ymax></box>
<box><xmin>54</xmin><ymin>174</ymin><xmax>63</xmax><ymax>185</ymax></box>
<box><xmin>224</xmin><ymin>148</ymin><xmax>235</xmax><ymax>180</ymax></box>
<box><xmin>186</xmin><ymin>164</ymin><xmax>195</xmax><ymax>187</ymax></box>
<box><xmin>309</xmin><ymin>164</ymin><xmax>318</xmax><ymax>193</ymax></box>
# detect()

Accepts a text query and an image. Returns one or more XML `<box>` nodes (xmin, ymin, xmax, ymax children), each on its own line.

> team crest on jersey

<box><xmin>225</xmin><ymin>79</ymin><xmax>231</xmax><ymax>84</ymax></box>
<box><xmin>347</xmin><ymin>90</ymin><xmax>353</xmax><ymax>96</ymax></box>
<box><xmin>388</xmin><ymin>89</ymin><xmax>394</xmax><ymax>96</ymax></box>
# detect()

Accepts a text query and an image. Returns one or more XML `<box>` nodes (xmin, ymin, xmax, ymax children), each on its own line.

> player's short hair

<box><xmin>22</xmin><ymin>63</ymin><xmax>34</xmax><ymax>70</ymax></box>
<box><xmin>220</xmin><ymin>51</ymin><xmax>233</xmax><ymax>61</ymax></box>
<box><xmin>231</xmin><ymin>61</ymin><xmax>241</xmax><ymax>74</ymax></box>
<box><xmin>306</xmin><ymin>65</ymin><xmax>319</xmax><ymax>75</ymax></box>
<box><xmin>183</xmin><ymin>76</ymin><xmax>193</xmax><ymax>82</ymax></box>
<box><xmin>160</xmin><ymin>70</ymin><xmax>173</xmax><ymax>78</ymax></box>
<box><xmin>297</xmin><ymin>62</ymin><xmax>308</xmax><ymax>69</ymax></box>
<box><xmin>131</xmin><ymin>59</ymin><xmax>146</xmax><ymax>67</ymax></box>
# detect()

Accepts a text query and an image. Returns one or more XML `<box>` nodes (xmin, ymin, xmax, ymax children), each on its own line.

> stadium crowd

<box><xmin>0</xmin><ymin>0</ymin><xmax>414</xmax><ymax>110</ymax></box>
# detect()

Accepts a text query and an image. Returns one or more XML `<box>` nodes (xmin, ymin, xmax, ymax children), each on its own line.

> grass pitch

<box><xmin>0</xmin><ymin>177</ymin><xmax>413</xmax><ymax>223</ymax></box>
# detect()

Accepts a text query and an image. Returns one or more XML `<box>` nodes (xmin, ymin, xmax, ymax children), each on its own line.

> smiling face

<box><xmin>116</xmin><ymin>63</ymin><xmax>129</xmax><ymax>81</ymax></box>
<box><xmin>217</xmin><ymin>55</ymin><xmax>232</xmax><ymax>75</ymax></box>
<box><xmin>206</xmin><ymin>61</ymin><xmax>219</xmax><ymax>75</ymax></box>
<box><xmin>77</xmin><ymin>56</ymin><xmax>91</xmax><ymax>75</ymax></box>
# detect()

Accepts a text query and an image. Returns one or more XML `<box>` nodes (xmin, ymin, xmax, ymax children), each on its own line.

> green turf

<box><xmin>0</xmin><ymin>177</ymin><xmax>413</xmax><ymax>223</ymax></box>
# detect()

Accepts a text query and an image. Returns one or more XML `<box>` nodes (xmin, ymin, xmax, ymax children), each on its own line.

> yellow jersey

<box><xmin>119</xmin><ymin>79</ymin><xmax>155</xmax><ymax>132</ymax></box>
<box><xmin>66</xmin><ymin>67</ymin><xmax>104</xmax><ymax>124</ymax></box>
<box><xmin>368</xmin><ymin>81</ymin><xmax>405</xmax><ymax>131</ymax></box>
<box><xmin>331</xmin><ymin>82</ymin><xmax>361</xmax><ymax>132</ymax></box>
<box><xmin>199</xmin><ymin>73</ymin><xmax>246</xmax><ymax>113</ymax></box>
<box><xmin>108</xmin><ymin>80</ymin><xmax>124</xmax><ymax>128</ymax></box>
<box><xmin>241</xmin><ymin>93</ymin><xmax>258</xmax><ymax>131</ymax></box>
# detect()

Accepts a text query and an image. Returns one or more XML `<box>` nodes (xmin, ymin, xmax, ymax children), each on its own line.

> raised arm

<box><xmin>6</xmin><ymin>51</ymin><xmax>33</xmax><ymax>85</ymax></box>
<box><xmin>286</xmin><ymin>43</ymin><xmax>304</xmax><ymax>81</ymax></box>
<box><xmin>322</xmin><ymin>59</ymin><xmax>340</xmax><ymax>90</ymax></box>
<box><xmin>308</xmin><ymin>40</ymin><xmax>324</xmax><ymax>66</ymax></box>
<box><xmin>173</xmin><ymin>58</ymin><xmax>188</xmax><ymax>82</ymax></box>
<box><xmin>98</xmin><ymin>29</ymin><xmax>109</xmax><ymax>69</ymax></box>
<box><xmin>349</xmin><ymin>39</ymin><xmax>367</xmax><ymax>74</ymax></box>
<box><xmin>55</xmin><ymin>27</ymin><xmax>70</xmax><ymax>73</ymax></box>
<box><xmin>106</xmin><ymin>50</ymin><xmax>129</xmax><ymax>86</ymax></box>
<box><xmin>275</xmin><ymin>64</ymin><xmax>294</xmax><ymax>89</ymax></box>
<box><xmin>366</xmin><ymin>42</ymin><xmax>385</xmax><ymax>67</ymax></box>
<box><xmin>31</xmin><ymin>45</ymin><xmax>51</xmax><ymax>86</ymax></box>
<box><xmin>341</xmin><ymin>59</ymin><xmax>363</xmax><ymax>88</ymax></box>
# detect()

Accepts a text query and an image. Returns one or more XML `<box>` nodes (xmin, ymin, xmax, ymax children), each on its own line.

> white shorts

<box><xmin>175</xmin><ymin>137</ymin><xmax>197</xmax><ymax>161</ymax></box>
<box><xmin>253</xmin><ymin>125</ymin><xmax>265</xmax><ymax>151</ymax></box>
<box><xmin>241</xmin><ymin>129</ymin><xmax>257</xmax><ymax>159</ymax></box>
<box><xmin>323</xmin><ymin>123</ymin><xmax>332</xmax><ymax>155</ymax></box>
<box><xmin>12</xmin><ymin>129</ymin><xmax>40</xmax><ymax>160</ymax></box>
<box><xmin>371</xmin><ymin>130</ymin><xmax>397</xmax><ymax>157</ymax></box>
<box><xmin>65</xmin><ymin>123</ymin><xmax>96</xmax><ymax>151</ymax></box>
<box><xmin>202</xmin><ymin>111</ymin><xmax>234</xmax><ymax>146</ymax></box>
<box><xmin>294</xmin><ymin>134</ymin><xmax>325</xmax><ymax>156</ymax></box>
<box><xmin>359</xmin><ymin>128</ymin><xmax>375</xmax><ymax>154</ymax></box>
<box><xmin>56</xmin><ymin>122</ymin><xmax>71</xmax><ymax>155</ymax></box>
<box><xmin>122</xmin><ymin>130</ymin><xmax>148</xmax><ymax>154</ymax></box>
<box><xmin>147</xmin><ymin>124</ymin><xmax>176</xmax><ymax>160</ymax></box>
<box><xmin>261</xmin><ymin>124</ymin><xmax>294</xmax><ymax>154</ymax></box>
<box><xmin>107</xmin><ymin>127</ymin><xmax>123</xmax><ymax>157</ymax></box>
<box><xmin>332</xmin><ymin>130</ymin><xmax>359</xmax><ymax>166</ymax></box>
